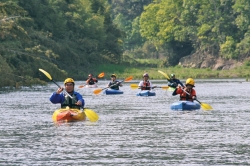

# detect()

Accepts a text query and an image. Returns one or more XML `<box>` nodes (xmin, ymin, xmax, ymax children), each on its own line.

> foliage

<box><xmin>0</xmin><ymin>0</ymin><xmax>123</xmax><ymax>88</ymax></box>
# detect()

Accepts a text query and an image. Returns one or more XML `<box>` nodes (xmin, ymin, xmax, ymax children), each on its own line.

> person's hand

<box><xmin>177</xmin><ymin>85</ymin><xmax>182</xmax><ymax>89</ymax></box>
<box><xmin>192</xmin><ymin>96</ymin><xmax>196</xmax><ymax>100</ymax></box>
<box><xmin>56</xmin><ymin>87</ymin><xmax>63</xmax><ymax>94</ymax></box>
<box><xmin>76</xmin><ymin>100</ymin><xmax>82</xmax><ymax>106</ymax></box>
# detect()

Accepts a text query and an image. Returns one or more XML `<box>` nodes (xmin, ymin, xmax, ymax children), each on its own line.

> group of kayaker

<box><xmin>49</xmin><ymin>72</ymin><xmax>197</xmax><ymax>109</ymax></box>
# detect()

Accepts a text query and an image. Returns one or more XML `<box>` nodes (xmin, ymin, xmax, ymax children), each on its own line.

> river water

<box><xmin>0</xmin><ymin>79</ymin><xmax>249</xmax><ymax>165</ymax></box>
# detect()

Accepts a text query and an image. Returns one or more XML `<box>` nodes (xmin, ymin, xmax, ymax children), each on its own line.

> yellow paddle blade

<box><xmin>39</xmin><ymin>69</ymin><xmax>52</xmax><ymax>80</ymax></box>
<box><xmin>130</xmin><ymin>84</ymin><xmax>138</xmax><ymax>89</ymax></box>
<box><xmin>161</xmin><ymin>86</ymin><xmax>169</xmax><ymax>90</ymax></box>
<box><xmin>84</xmin><ymin>109</ymin><xmax>99</xmax><ymax>122</ymax></box>
<box><xmin>98</xmin><ymin>72</ymin><xmax>105</xmax><ymax>78</ymax></box>
<box><xmin>200</xmin><ymin>102</ymin><xmax>213</xmax><ymax>111</ymax></box>
<box><xmin>124</xmin><ymin>76</ymin><xmax>133</xmax><ymax>82</ymax></box>
<box><xmin>93</xmin><ymin>88</ymin><xmax>103</xmax><ymax>95</ymax></box>
<box><xmin>158</xmin><ymin>70</ymin><xmax>170</xmax><ymax>80</ymax></box>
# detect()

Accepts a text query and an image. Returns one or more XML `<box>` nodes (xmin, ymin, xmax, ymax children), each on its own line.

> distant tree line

<box><xmin>1</xmin><ymin>0</ymin><xmax>250</xmax><ymax>87</ymax></box>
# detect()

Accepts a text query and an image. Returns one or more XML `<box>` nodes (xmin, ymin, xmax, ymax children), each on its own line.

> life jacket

<box><xmin>109</xmin><ymin>80</ymin><xmax>120</xmax><ymax>90</ymax></box>
<box><xmin>61</xmin><ymin>92</ymin><xmax>80</xmax><ymax>109</ymax></box>
<box><xmin>141</xmin><ymin>81</ymin><xmax>151</xmax><ymax>90</ymax></box>
<box><xmin>179</xmin><ymin>88</ymin><xmax>196</xmax><ymax>101</ymax></box>
<box><xmin>87</xmin><ymin>78</ymin><xmax>98</xmax><ymax>85</ymax></box>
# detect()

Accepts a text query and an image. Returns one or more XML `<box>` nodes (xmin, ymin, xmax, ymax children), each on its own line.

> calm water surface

<box><xmin>0</xmin><ymin>79</ymin><xmax>250</xmax><ymax>165</ymax></box>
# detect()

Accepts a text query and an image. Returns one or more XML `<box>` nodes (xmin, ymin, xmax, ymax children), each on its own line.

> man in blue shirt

<box><xmin>50</xmin><ymin>78</ymin><xmax>85</xmax><ymax>109</ymax></box>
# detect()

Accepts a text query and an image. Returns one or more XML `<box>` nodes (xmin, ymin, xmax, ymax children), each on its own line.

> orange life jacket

<box><xmin>176</xmin><ymin>88</ymin><xmax>196</xmax><ymax>101</ymax></box>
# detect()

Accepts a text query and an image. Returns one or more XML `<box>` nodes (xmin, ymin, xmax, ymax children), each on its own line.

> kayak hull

<box><xmin>104</xmin><ymin>89</ymin><xmax>123</xmax><ymax>95</ymax></box>
<box><xmin>52</xmin><ymin>107</ymin><xmax>86</xmax><ymax>122</ymax></box>
<box><xmin>171</xmin><ymin>101</ymin><xmax>200</xmax><ymax>111</ymax></box>
<box><xmin>136</xmin><ymin>90</ymin><xmax>156</xmax><ymax>96</ymax></box>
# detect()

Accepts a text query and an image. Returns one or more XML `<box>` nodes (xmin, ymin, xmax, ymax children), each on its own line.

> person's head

<box><xmin>88</xmin><ymin>74</ymin><xmax>93</xmax><ymax>78</ymax></box>
<box><xmin>170</xmin><ymin>73</ymin><xmax>175</xmax><ymax>79</ymax></box>
<box><xmin>185</xmin><ymin>78</ymin><xmax>195</xmax><ymax>89</ymax></box>
<box><xmin>64</xmin><ymin>78</ymin><xmax>75</xmax><ymax>92</ymax></box>
<box><xmin>111</xmin><ymin>74</ymin><xmax>116</xmax><ymax>80</ymax></box>
<box><xmin>143</xmin><ymin>73</ymin><xmax>149</xmax><ymax>81</ymax></box>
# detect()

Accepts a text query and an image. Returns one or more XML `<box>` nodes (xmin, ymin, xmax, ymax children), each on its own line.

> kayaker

<box><xmin>168</xmin><ymin>73</ymin><xmax>185</xmax><ymax>88</ymax></box>
<box><xmin>86</xmin><ymin>74</ymin><xmax>98</xmax><ymax>85</ymax></box>
<box><xmin>138</xmin><ymin>73</ymin><xmax>156</xmax><ymax>90</ymax></box>
<box><xmin>107</xmin><ymin>74</ymin><xmax>122</xmax><ymax>90</ymax></box>
<box><xmin>50</xmin><ymin>78</ymin><xmax>85</xmax><ymax>109</ymax></box>
<box><xmin>172</xmin><ymin>78</ymin><xmax>196</xmax><ymax>102</ymax></box>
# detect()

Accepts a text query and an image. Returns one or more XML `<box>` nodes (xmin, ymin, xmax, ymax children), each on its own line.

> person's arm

<box><xmin>50</xmin><ymin>92</ymin><xmax>65</xmax><ymax>104</ymax></box>
<box><xmin>191</xmin><ymin>89</ymin><xmax>197</xmax><ymax>100</ymax></box>
<box><xmin>175</xmin><ymin>86</ymin><xmax>184</xmax><ymax>94</ymax></box>
<box><xmin>93</xmin><ymin>78</ymin><xmax>98</xmax><ymax>83</ymax></box>
<box><xmin>86</xmin><ymin>79</ymin><xmax>90</xmax><ymax>84</ymax></box>
<box><xmin>177</xmin><ymin>80</ymin><xmax>185</xmax><ymax>87</ymax></box>
<box><xmin>138</xmin><ymin>81</ymin><xmax>143</xmax><ymax>89</ymax></box>
<box><xmin>75</xmin><ymin>92</ymin><xmax>85</xmax><ymax>107</ymax></box>
<box><xmin>107</xmin><ymin>82</ymin><xmax>111</xmax><ymax>88</ymax></box>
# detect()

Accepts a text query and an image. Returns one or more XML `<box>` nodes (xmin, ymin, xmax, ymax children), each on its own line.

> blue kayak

<box><xmin>171</xmin><ymin>101</ymin><xmax>201</xmax><ymax>111</ymax></box>
<box><xmin>104</xmin><ymin>89</ymin><xmax>123</xmax><ymax>95</ymax></box>
<box><xmin>136</xmin><ymin>90</ymin><xmax>156</xmax><ymax>96</ymax></box>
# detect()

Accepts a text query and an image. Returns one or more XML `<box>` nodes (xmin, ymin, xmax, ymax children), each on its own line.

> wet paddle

<box><xmin>130</xmin><ymin>84</ymin><xmax>169</xmax><ymax>90</ymax></box>
<box><xmin>158</xmin><ymin>70</ymin><xmax>213</xmax><ymax>111</ymax></box>
<box><xmin>93</xmin><ymin>76</ymin><xmax>133</xmax><ymax>95</ymax></box>
<box><xmin>79</xmin><ymin>72</ymin><xmax>105</xmax><ymax>88</ymax></box>
<box><xmin>39</xmin><ymin>68</ymin><xmax>99</xmax><ymax>122</ymax></box>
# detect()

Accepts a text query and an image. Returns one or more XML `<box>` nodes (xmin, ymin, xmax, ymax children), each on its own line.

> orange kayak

<box><xmin>52</xmin><ymin>107</ymin><xmax>86</xmax><ymax>122</ymax></box>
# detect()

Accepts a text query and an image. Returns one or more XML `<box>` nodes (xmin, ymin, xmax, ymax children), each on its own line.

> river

<box><xmin>0</xmin><ymin>79</ymin><xmax>249</xmax><ymax>165</ymax></box>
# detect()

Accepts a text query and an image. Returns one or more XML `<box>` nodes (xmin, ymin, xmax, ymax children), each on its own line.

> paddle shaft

<box><xmin>51</xmin><ymin>79</ymin><xmax>85</xmax><ymax>109</ymax></box>
<box><xmin>105</xmin><ymin>80</ymin><xmax>123</xmax><ymax>90</ymax></box>
<box><xmin>181</xmin><ymin>88</ymin><xmax>202</xmax><ymax>104</ymax></box>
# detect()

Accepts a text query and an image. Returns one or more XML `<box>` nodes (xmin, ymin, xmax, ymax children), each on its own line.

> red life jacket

<box><xmin>179</xmin><ymin>88</ymin><xmax>196</xmax><ymax>101</ymax></box>
<box><xmin>141</xmin><ymin>81</ymin><xmax>151</xmax><ymax>90</ymax></box>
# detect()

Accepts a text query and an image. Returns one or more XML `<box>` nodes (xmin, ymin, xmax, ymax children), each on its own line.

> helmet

<box><xmin>111</xmin><ymin>74</ymin><xmax>116</xmax><ymax>78</ymax></box>
<box><xmin>143</xmin><ymin>73</ymin><xmax>149</xmax><ymax>77</ymax></box>
<box><xmin>185</xmin><ymin>78</ymin><xmax>195</xmax><ymax>87</ymax></box>
<box><xmin>64</xmin><ymin>78</ymin><xmax>75</xmax><ymax>84</ymax></box>
<box><xmin>170</xmin><ymin>73</ymin><xmax>175</xmax><ymax>78</ymax></box>
<box><xmin>88</xmin><ymin>74</ymin><xmax>93</xmax><ymax>77</ymax></box>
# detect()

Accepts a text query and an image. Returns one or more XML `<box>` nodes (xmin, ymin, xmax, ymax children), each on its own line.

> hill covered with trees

<box><xmin>1</xmin><ymin>0</ymin><xmax>250</xmax><ymax>88</ymax></box>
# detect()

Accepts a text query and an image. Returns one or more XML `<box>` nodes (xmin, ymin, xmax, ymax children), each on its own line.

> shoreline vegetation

<box><xmin>94</xmin><ymin>64</ymin><xmax>250</xmax><ymax>81</ymax></box>
<box><xmin>1</xmin><ymin>63</ymin><xmax>249</xmax><ymax>90</ymax></box>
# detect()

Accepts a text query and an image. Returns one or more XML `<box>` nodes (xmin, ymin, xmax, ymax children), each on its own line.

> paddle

<box><xmin>79</xmin><ymin>72</ymin><xmax>105</xmax><ymax>88</ymax></box>
<box><xmin>39</xmin><ymin>68</ymin><xmax>99</xmax><ymax>122</ymax></box>
<box><xmin>158</xmin><ymin>70</ymin><xmax>213</xmax><ymax>111</ymax></box>
<box><xmin>182</xmin><ymin>88</ymin><xmax>213</xmax><ymax>111</ymax></box>
<box><xmin>130</xmin><ymin>84</ymin><xmax>169</xmax><ymax>90</ymax></box>
<box><xmin>93</xmin><ymin>76</ymin><xmax>133</xmax><ymax>95</ymax></box>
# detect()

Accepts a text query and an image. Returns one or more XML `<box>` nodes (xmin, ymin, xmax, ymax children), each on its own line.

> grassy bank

<box><xmin>94</xmin><ymin>64</ymin><xmax>250</xmax><ymax>81</ymax></box>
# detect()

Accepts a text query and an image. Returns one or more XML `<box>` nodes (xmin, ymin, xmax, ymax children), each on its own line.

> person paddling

<box><xmin>50</xmin><ymin>78</ymin><xmax>85</xmax><ymax>109</ymax></box>
<box><xmin>107</xmin><ymin>74</ymin><xmax>123</xmax><ymax>90</ymax></box>
<box><xmin>172</xmin><ymin>78</ymin><xmax>196</xmax><ymax>102</ymax></box>
<box><xmin>86</xmin><ymin>74</ymin><xmax>98</xmax><ymax>85</ymax></box>
<box><xmin>138</xmin><ymin>73</ymin><xmax>156</xmax><ymax>90</ymax></box>
<box><xmin>168</xmin><ymin>73</ymin><xmax>185</xmax><ymax>88</ymax></box>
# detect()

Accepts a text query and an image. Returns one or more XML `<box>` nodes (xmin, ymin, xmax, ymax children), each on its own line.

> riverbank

<box><xmin>94</xmin><ymin>64</ymin><xmax>250</xmax><ymax>81</ymax></box>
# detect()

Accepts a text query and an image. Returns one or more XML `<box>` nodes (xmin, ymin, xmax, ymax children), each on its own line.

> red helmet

<box><xmin>143</xmin><ymin>73</ymin><xmax>149</xmax><ymax>77</ymax></box>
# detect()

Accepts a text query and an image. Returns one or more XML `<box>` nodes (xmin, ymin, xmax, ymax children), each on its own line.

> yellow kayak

<box><xmin>52</xmin><ymin>106</ymin><xmax>86</xmax><ymax>122</ymax></box>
